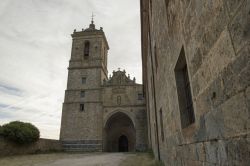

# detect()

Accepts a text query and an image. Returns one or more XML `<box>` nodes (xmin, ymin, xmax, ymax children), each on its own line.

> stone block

<box><xmin>228</xmin><ymin>0</ymin><xmax>250</xmax><ymax>53</ymax></box>
<box><xmin>195</xmin><ymin>142</ymin><xmax>206</xmax><ymax>161</ymax></box>
<box><xmin>204</xmin><ymin>140</ymin><xmax>227</xmax><ymax>164</ymax></box>
<box><xmin>221</xmin><ymin>64</ymin><xmax>240</xmax><ymax>100</ymax></box>
<box><xmin>219</xmin><ymin>44</ymin><xmax>249</xmax><ymax>101</ymax></box>
<box><xmin>246</xmin><ymin>87</ymin><xmax>250</xmax><ymax>130</ymax></box>
<box><xmin>203</xmin><ymin>162</ymin><xmax>217</xmax><ymax>166</ymax></box>
<box><xmin>191</xmin><ymin>73</ymin><xmax>201</xmax><ymax>98</ymax></box>
<box><xmin>206</xmin><ymin>76</ymin><xmax>225</xmax><ymax>109</ymax></box>
<box><xmin>192</xmin><ymin>29</ymin><xmax>235</xmax><ymax>99</ymax></box>
<box><xmin>231</xmin><ymin>44</ymin><xmax>250</xmax><ymax>75</ymax></box>
<box><xmin>226</xmin><ymin>137</ymin><xmax>250</xmax><ymax>164</ymax></box>
<box><xmin>220</xmin><ymin>92</ymin><xmax>248</xmax><ymax>137</ymax></box>
<box><xmin>190</xmin><ymin>47</ymin><xmax>202</xmax><ymax>76</ymax></box>
<box><xmin>185</xmin><ymin>160</ymin><xmax>204</xmax><ymax>166</ymax></box>
<box><xmin>186</xmin><ymin>143</ymin><xmax>197</xmax><ymax>161</ymax></box>
<box><xmin>217</xmin><ymin>141</ymin><xmax>228</xmax><ymax>165</ymax></box>
<box><xmin>183</xmin><ymin>0</ymin><xmax>199</xmax><ymax>44</ymax></box>
<box><xmin>205</xmin><ymin>141</ymin><xmax>218</xmax><ymax>163</ymax></box>
<box><xmin>207</xmin><ymin>29</ymin><xmax>235</xmax><ymax>78</ymax></box>
<box><xmin>194</xmin><ymin>115</ymin><xmax>207</xmax><ymax>142</ymax></box>
<box><xmin>204</xmin><ymin>109</ymin><xmax>224</xmax><ymax>140</ymax></box>
<box><xmin>238</xmin><ymin>61</ymin><xmax>250</xmax><ymax>92</ymax></box>
<box><xmin>224</xmin><ymin>0</ymin><xmax>245</xmax><ymax>17</ymax></box>
<box><xmin>200</xmin><ymin>1</ymin><xmax>229</xmax><ymax>58</ymax></box>
<box><xmin>191</xmin><ymin>68</ymin><xmax>207</xmax><ymax>98</ymax></box>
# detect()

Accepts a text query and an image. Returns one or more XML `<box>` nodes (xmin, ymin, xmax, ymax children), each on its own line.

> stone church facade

<box><xmin>141</xmin><ymin>0</ymin><xmax>249</xmax><ymax>165</ymax></box>
<box><xmin>60</xmin><ymin>21</ymin><xmax>147</xmax><ymax>152</ymax></box>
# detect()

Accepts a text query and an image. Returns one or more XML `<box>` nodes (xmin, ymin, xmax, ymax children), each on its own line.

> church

<box><xmin>59</xmin><ymin>1</ymin><xmax>249</xmax><ymax>164</ymax></box>
<box><xmin>59</xmin><ymin>19</ymin><xmax>148</xmax><ymax>152</ymax></box>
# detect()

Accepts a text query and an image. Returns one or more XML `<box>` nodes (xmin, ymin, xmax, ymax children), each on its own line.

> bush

<box><xmin>2</xmin><ymin>121</ymin><xmax>40</xmax><ymax>144</ymax></box>
<box><xmin>0</xmin><ymin>125</ymin><xmax>3</xmax><ymax>136</ymax></box>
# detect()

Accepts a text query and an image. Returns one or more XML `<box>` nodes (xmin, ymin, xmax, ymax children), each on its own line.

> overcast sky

<box><xmin>0</xmin><ymin>0</ymin><xmax>141</xmax><ymax>139</ymax></box>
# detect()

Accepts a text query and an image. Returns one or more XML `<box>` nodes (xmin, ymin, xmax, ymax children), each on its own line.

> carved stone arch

<box><xmin>104</xmin><ymin>111</ymin><xmax>136</xmax><ymax>152</ymax></box>
<box><xmin>103</xmin><ymin>109</ymin><xmax>136</xmax><ymax>128</ymax></box>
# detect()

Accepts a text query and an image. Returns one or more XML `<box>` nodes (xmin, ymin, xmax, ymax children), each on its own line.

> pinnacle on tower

<box><xmin>91</xmin><ymin>12</ymin><xmax>95</xmax><ymax>24</ymax></box>
<box><xmin>89</xmin><ymin>12</ymin><xmax>95</xmax><ymax>29</ymax></box>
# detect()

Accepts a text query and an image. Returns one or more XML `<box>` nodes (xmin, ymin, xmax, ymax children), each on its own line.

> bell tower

<box><xmin>60</xmin><ymin>19</ymin><xmax>109</xmax><ymax>151</ymax></box>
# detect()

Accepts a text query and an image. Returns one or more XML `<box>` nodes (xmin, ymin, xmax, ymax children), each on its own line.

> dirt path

<box><xmin>0</xmin><ymin>153</ymin><xmax>159</xmax><ymax>166</ymax></box>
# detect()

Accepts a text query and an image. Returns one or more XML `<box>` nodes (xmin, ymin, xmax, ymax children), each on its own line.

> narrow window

<box><xmin>80</xmin><ymin>91</ymin><xmax>85</xmax><ymax>98</ymax></box>
<box><xmin>84</xmin><ymin>41</ymin><xmax>90</xmax><ymax>59</ymax></box>
<box><xmin>159</xmin><ymin>108</ymin><xmax>164</xmax><ymax>141</ymax></box>
<box><xmin>150</xmin><ymin>0</ymin><xmax>152</xmax><ymax>15</ymax></box>
<box><xmin>82</xmin><ymin>77</ymin><xmax>86</xmax><ymax>84</ymax></box>
<box><xmin>175</xmin><ymin>47</ymin><xmax>195</xmax><ymax>128</ymax></box>
<box><xmin>117</xmin><ymin>96</ymin><xmax>121</xmax><ymax>105</ymax></box>
<box><xmin>80</xmin><ymin>104</ymin><xmax>85</xmax><ymax>112</ymax></box>
<box><xmin>138</xmin><ymin>93</ymin><xmax>143</xmax><ymax>100</ymax></box>
<box><xmin>154</xmin><ymin>44</ymin><xmax>158</xmax><ymax>71</ymax></box>
<box><xmin>154</xmin><ymin>123</ymin><xmax>157</xmax><ymax>145</ymax></box>
<box><xmin>165</xmin><ymin>0</ymin><xmax>169</xmax><ymax>10</ymax></box>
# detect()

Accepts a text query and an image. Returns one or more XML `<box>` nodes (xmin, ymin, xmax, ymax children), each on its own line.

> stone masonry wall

<box><xmin>141</xmin><ymin>0</ymin><xmax>249</xmax><ymax>165</ymax></box>
<box><xmin>0</xmin><ymin>137</ymin><xmax>62</xmax><ymax>157</ymax></box>
<box><xmin>60</xmin><ymin>27</ymin><xmax>108</xmax><ymax>152</ymax></box>
<box><xmin>60</xmin><ymin>23</ymin><xmax>148</xmax><ymax>152</ymax></box>
<box><xmin>102</xmin><ymin>84</ymin><xmax>148</xmax><ymax>151</ymax></box>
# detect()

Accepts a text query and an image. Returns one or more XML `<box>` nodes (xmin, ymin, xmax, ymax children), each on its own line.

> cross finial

<box><xmin>91</xmin><ymin>12</ymin><xmax>95</xmax><ymax>24</ymax></box>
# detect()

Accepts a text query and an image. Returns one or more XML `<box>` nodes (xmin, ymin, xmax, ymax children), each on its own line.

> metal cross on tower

<box><xmin>91</xmin><ymin>12</ymin><xmax>95</xmax><ymax>24</ymax></box>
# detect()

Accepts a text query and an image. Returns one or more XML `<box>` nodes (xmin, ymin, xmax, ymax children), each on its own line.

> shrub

<box><xmin>0</xmin><ymin>125</ymin><xmax>3</xmax><ymax>136</ymax></box>
<box><xmin>2</xmin><ymin>121</ymin><xmax>40</xmax><ymax>144</ymax></box>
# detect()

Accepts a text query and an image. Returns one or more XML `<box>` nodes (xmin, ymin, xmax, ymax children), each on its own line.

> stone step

<box><xmin>62</xmin><ymin>141</ymin><xmax>102</xmax><ymax>152</ymax></box>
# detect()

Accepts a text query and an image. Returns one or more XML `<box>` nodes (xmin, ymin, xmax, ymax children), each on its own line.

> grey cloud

<box><xmin>0</xmin><ymin>0</ymin><xmax>141</xmax><ymax>139</ymax></box>
<box><xmin>0</xmin><ymin>83</ymin><xmax>23</xmax><ymax>96</ymax></box>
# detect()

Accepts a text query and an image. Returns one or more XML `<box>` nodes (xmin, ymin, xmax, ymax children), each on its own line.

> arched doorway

<box><xmin>104</xmin><ymin>112</ymin><xmax>135</xmax><ymax>152</ymax></box>
<box><xmin>119</xmin><ymin>135</ymin><xmax>128</xmax><ymax>152</ymax></box>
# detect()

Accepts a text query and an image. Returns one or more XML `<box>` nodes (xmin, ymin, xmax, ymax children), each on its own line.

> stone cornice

<box><xmin>63</xmin><ymin>101</ymin><xmax>102</xmax><ymax>104</ymax></box>
<box><xmin>103</xmin><ymin>104</ymin><xmax>146</xmax><ymax>108</ymax></box>
<box><xmin>68</xmin><ymin>66</ymin><xmax>108</xmax><ymax>78</ymax></box>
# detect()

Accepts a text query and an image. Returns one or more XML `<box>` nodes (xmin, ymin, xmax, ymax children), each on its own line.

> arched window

<box><xmin>84</xmin><ymin>41</ymin><xmax>90</xmax><ymax>59</ymax></box>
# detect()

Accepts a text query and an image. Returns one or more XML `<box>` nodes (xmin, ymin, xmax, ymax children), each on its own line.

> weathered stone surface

<box><xmin>190</xmin><ymin>48</ymin><xmax>202</xmax><ymax>76</ymax></box>
<box><xmin>199</xmin><ymin>0</ymin><xmax>229</xmax><ymax>59</ymax></box>
<box><xmin>195</xmin><ymin>142</ymin><xmax>206</xmax><ymax>161</ymax></box>
<box><xmin>220</xmin><ymin>92</ymin><xmax>248</xmax><ymax>137</ymax></box>
<box><xmin>228</xmin><ymin>0</ymin><xmax>250</xmax><ymax>53</ymax></box>
<box><xmin>224</xmin><ymin>0</ymin><xmax>245</xmax><ymax>18</ymax></box>
<box><xmin>60</xmin><ymin>22</ymin><xmax>147</xmax><ymax>152</ymax></box>
<box><xmin>226</xmin><ymin>137</ymin><xmax>250</xmax><ymax>165</ymax></box>
<box><xmin>205</xmin><ymin>109</ymin><xmax>224</xmax><ymax>140</ymax></box>
<box><xmin>0</xmin><ymin>137</ymin><xmax>62</xmax><ymax>157</ymax></box>
<box><xmin>141</xmin><ymin>0</ymin><xmax>250</xmax><ymax>165</ymax></box>
<box><xmin>205</xmin><ymin>141</ymin><xmax>218</xmax><ymax>164</ymax></box>
<box><xmin>246</xmin><ymin>86</ymin><xmax>250</xmax><ymax>130</ymax></box>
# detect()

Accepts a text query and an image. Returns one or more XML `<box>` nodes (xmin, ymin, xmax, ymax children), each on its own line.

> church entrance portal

<box><xmin>104</xmin><ymin>112</ymin><xmax>135</xmax><ymax>152</ymax></box>
<box><xmin>118</xmin><ymin>135</ymin><xmax>128</xmax><ymax>152</ymax></box>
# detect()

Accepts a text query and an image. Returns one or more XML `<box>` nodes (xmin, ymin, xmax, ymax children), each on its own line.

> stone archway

<box><xmin>104</xmin><ymin>112</ymin><xmax>135</xmax><ymax>152</ymax></box>
<box><xmin>118</xmin><ymin>135</ymin><xmax>128</xmax><ymax>152</ymax></box>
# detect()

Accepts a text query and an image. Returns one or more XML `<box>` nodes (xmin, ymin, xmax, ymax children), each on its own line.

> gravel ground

<box><xmin>0</xmin><ymin>153</ymin><xmax>156</xmax><ymax>166</ymax></box>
